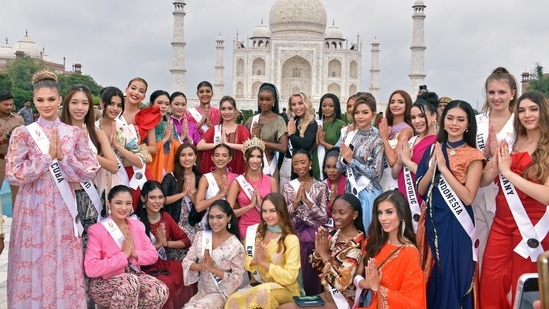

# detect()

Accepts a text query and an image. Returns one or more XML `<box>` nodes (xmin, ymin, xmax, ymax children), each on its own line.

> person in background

<box><xmin>18</xmin><ymin>99</ymin><xmax>34</xmax><ymax>125</ymax></box>
<box><xmin>437</xmin><ymin>96</ymin><xmax>452</xmax><ymax>121</ymax></box>
<box><xmin>183</xmin><ymin>200</ymin><xmax>245</xmax><ymax>309</ymax></box>
<box><xmin>355</xmin><ymin>191</ymin><xmax>425</xmax><ymax>309</ymax></box>
<box><xmin>322</xmin><ymin>149</ymin><xmax>346</xmax><ymax>213</ymax></box>
<box><xmin>85</xmin><ymin>185</ymin><xmax>168</xmax><ymax>309</ymax></box>
<box><xmin>225</xmin><ymin>193</ymin><xmax>301</xmax><ymax>309</ymax></box>
<box><xmin>280</xmin><ymin>107</ymin><xmax>289</xmax><ymax>124</ymax></box>
<box><xmin>246</xmin><ymin>83</ymin><xmax>288</xmax><ymax>179</ymax></box>
<box><xmin>311</xmin><ymin>93</ymin><xmax>345</xmax><ymax>181</ymax></box>
<box><xmin>186</xmin><ymin>81</ymin><xmax>220</xmax><ymax>136</ymax></box>
<box><xmin>0</xmin><ymin>90</ymin><xmax>24</xmax><ymax>206</ymax></box>
<box><xmin>7</xmin><ymin>71</ymin><xmax>100</xmax><ymax>308</ymax></box>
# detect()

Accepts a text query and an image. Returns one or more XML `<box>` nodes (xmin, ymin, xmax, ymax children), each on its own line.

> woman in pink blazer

<box><xmin>84</xmin><ymin>185</ymin><xmax>169</xmax><ymax>308</ymax></box>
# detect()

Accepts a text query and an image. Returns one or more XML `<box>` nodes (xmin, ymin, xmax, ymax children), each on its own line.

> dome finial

<box><xmin>25</xmin><ymin>29</ymin><xmax>28</xmax><ymax>37</ymax></box>
<box><xmin>5</xmin><ymin>37</ymin><xmax>7</xmax><ymax>45</ymax></box>
<box><xmin>261</xmin><ymin>18</ymin><xmax>263</xmax><ymax>24</ymax></box>
<box><xmin>333</xmin><ymin>19</ymin><xmax>335</xmax><ymax>26</ymax></box>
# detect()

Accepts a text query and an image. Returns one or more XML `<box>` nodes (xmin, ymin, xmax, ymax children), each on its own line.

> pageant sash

<box><xmin>476</xmin><ymin>114</ymin><xmax>489</xmax><ymax>151</ymax></box>
<box><xmin>100</xmin><ymin>217</ymin><xmax>141</xmax><ymax>272</ymax></box>
<box><xmin>213</xmin><ymin>124</ymin><xmax>222</xmax><ymax>144</ymax></box>
<box><xmin>116</xmin><ymin>115</ymin><xmax>147</xmax><ymax>189</ymax></box>
<box><xmin>500</xmin><ymin>174</ymin><xmax>549</xmax><ymax>262</ymax></box>
<box><xmin>327</xmin><ymin>282</ymin><xmax>350</xmax><ymax>309</ymax></box>
<box><xmin>150</xmin><ymin>233</ymin><xmax>167</xmax><ymax>260</ymax></box>
<box><xmin>81</xmin><ymin>181</ymin><xmax>104</xmax><ymax>220</ymax></box>
<box><xmin>382</xmin><ymin>138</ymin><xmax>399</xmax><ymax>191</ymax></box>
<box><xmin>403</xmin><ymin>135</ymin><xmax>420</xmax><ymax>232</ymax></box>
<box><xmin>287</xmin><ymin>118</ymin><xmax>297</xmax><ymax>156</ymax></box>
<box><xmin>202</xmin><ymin>230</ymin><xmax>224</xmax><ymax>290</ymax></box>
<box><xmin>341</xmin><ymin>129</ymin><xmax>369</xmax><ymax>196</ymax></box>
<box><xmin>236</xmin><ymin>175</ymin><xmax>254</xmax><ymax>202</ymax></box>
<box><xmin>203</xmin><ymin>173</ymin><xmax>221</xmax><ymax>227</ymax></box>
<box><xmin>353</xmin><ymin>275</ymin><xmax>366</xmax><ymax>309</ymax></box>
<box><xmin>245</xmin><ymin>224</ymin><xmax>263</xmax><ymax>283</ymax></box>
<box><xmin>437</xmin><ymin>174</ymin><xmax>478</xmax><ymax>261</ymax></box>
<box><xmin>343</xmin><ymin>129</ymin><xmax>357</xmax><ymax>147</ymax></box>
<box><xmin>189</xmin><ymin>107</ymin><xmax>209</xmax><ymax>133</ymax></box>
<box><xmin>289</xmin><ymin>179</ymin><xmax>316</xmax><ymax>206</ymax></box>
<box><xmin>252</xmin><ymin>115</ymin><xmax>276</xmax><ymax>176</ymax></box>
<box><xmin>316</xmin><ymin>119</ymin><xmax>326</xmax><ymax>181</ymax></box>
<box><xmin>28</xmin><ymin>123</ymin><xmax>83</xmax><ymax>237</ymax></box>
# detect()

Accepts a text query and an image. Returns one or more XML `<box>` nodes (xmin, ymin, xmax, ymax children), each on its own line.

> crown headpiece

<box><xmin>243</xmin><ymin>137</ymin><xmax>265</xmax><ymax>152</ymax></box>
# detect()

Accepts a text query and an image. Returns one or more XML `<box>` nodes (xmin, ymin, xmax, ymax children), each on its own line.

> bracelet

<box><xmin>371</xmin><ymin>284</ymin><xmax>379</xmax><ymax>292</ymax></box>
<box><xmin>312</xmin><ymin>251</ymin><xmax>321</xmax><ymax>260</ymax></box>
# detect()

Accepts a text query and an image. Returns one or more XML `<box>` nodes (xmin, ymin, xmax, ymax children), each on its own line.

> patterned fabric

<box><xmin>6</xmin><ymin>118</ymin><xmax>100</xmax><ymax>308</ymax></box>
<box><xmin>90</xmin><ymin>273</ymin><xmax>168</xmax><ymax>309</ymax></box>
<box><xmin>183</xmin><ymin>231</ymin><xmax>245</xmax><ymax>309</ymax></box>
<box><xmin>185</xmin><ymin>107</ymin><xmax>221</xmax><ymax>135</ymax></box>
<box><xmin>225</xmin><ymin>234</ymin><xmax>301</xmax><ymax>309</ymax></box>
<box><xmin>358</xmin><ymin>243</ymin><xmax>426</xmax><ymax>309</ymax></box>
<box><xmin>199</xmin><ymin>124</ymin><xmax>250</xmax><ymax>174</ymax></box>
<box><xmin>245</xmin><ymin>114</ymin><xmax>288</xmax><ymax>162</ymax></box>
<box><xmin>311</xmin><ymin>118</ymin><xmax>345</xmax><ymax>180</ymax></box>
<box><xmin>309</xmin><ymin>231</ymin><xmax>364</xmax><ymax>303</ymax></box>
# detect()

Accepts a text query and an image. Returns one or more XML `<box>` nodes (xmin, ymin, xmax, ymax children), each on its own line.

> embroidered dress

<box><xmin>6</xmin><ymin>118</ymin><xmax>100</xmax><ymax>308</ymax></box>
<box><xmin>337</xmin><ymin>128</ymin><xmax>384</xmax><ymax>231</ymax></box>
<box><xmin>416</xmin><ymin>144</ymin><xmax>484</xmax><ymax>309</ymax></box>
<box><xmin>199</xmin><ymin>124</ymin><xmax>250</xmax><ymax>174</ymax></box>
<box><xmin>357</xmin><ymin>243</ymin><xmax>426</xmax><ymax>309</ymax></box>
<box><xmin>183</xmin><ymin>231</ymin><xmax>245</xmax><ymax>309</ymax></box>
<box><xmin>225</xmin><ymin>234</ymin><xmax>301</xmax><ymax>309</ymax></box>
<box><xmin>480</xmin><ymin>152</ymin><xmax>549</xmax><ymax>309</ymax></box>
<box><xmin>282</xmin><ymin>179</ymin><xmax>329</xmax><ymax>295</ymax></box>
<box><xmin>236</xmin><ymin>174</ymin><xmax>273</xmax><ymax>239</ymax></box>
<box><xmin>309</xmin><ymin>231</ymin><xmax>364</xmax><ymax>305</ymax></box>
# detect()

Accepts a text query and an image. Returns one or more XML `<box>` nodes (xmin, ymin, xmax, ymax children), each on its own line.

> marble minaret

<box><xmin>369</xmin><ymin>38</ymin><xmax>380</xmax><ymax>101</ymax></box>
<box><xmin>214</xmin><ymin>34</ymin><xmax>225</xmax><ymax>100</ymax></box>
<box><xmin>409</xmin><ymin>0</ymin><xmax>426</xmax><ymax>96</ymax></box>
<box><xmin>170</xmin><ymin>0</ymin><xmax>187</xmax><ymax>93</ymax></box>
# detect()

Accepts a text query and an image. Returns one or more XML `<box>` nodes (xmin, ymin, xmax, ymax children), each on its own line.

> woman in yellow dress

<box><xmin>224</xmin><ymin>192</ymin><xmax>301</xmax><ymax>309</ymax></box>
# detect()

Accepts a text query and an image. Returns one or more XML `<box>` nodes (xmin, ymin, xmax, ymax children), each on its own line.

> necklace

<box><xmin>446</xmin><ymin>140</ymin><xmax>466</xmax><ymax>156</ymax></box>
<box><xmin>148</xmin><ymin>213</ymin><xmax>161</xmax><ymax>221</ymax></box>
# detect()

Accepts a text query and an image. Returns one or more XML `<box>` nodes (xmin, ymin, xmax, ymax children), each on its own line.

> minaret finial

<box><xmin>25</xmin><ymin>29</ymin><xmax>28</xmax><ymax>37</ymax></box>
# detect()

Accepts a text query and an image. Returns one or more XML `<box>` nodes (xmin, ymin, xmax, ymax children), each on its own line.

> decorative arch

<box><xmin>252</xmin><ymin>58</ymin><xmax>266</xmax><ymax>76</ymax></box>
<box><xmin>349</xmin><ymin>84</ymin><xmax>357</xmax><ymax>96</ymax></box>
<box><xmin>328</xmin><ymin>83</ymin><xmax>341</xmax><ymax>97</ymax></box>
<box><xmin>236</xmin><ymin>59</ymin><xmax>244</xmax><ymax>77</ymax></box>
<box><xmin>281</xmin><ymin>55</ymin><xmax>312</xmax><ymax>99</ymax></box>
<box><xmin>252</xmin><ymin>81</ymin><xmax>263</xmax><ymax>99</ymax></box>
<box><xmin>350</xmin><ymin>61</ymin><xmax>358</xmax><ymax>79</ymax></box>
<box><xmin>328</xmin><ymin>59</ymin><xmax>341</xmax><ymax>78</ymax></box>
<box><xmin>236</xmin><ymin>81</ymin><xmax>244</xmax><ymax>98</ymax></box>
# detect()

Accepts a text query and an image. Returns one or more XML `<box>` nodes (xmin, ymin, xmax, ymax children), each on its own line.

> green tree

<box><xmin>527</xmin><ymin>62</ymin><xmax>549</xmax><ymax>95</ymax></box>
<box><xmin>5</xmin><ymin>55</ymin><xmax>45</xmax><ymax>92</ymax></box>
<box><xmin>57</xmin><ymin>73</ymin><xmax>103</xmax><ymax>99</ymax></box>
<box><xmin>0</xmin><ymin>73</ymin><xmax>13</xmax><ymax>92</ymax></box>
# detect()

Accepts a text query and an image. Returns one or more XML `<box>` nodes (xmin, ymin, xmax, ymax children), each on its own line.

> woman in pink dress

<box><xmin>6</xmin><ymin>71</ymin><xmax>100</xmax><ymax>308</ymax></box>
<box><xmin>227</xmin><ymin>137</ymin><xmax>278</xmax><ymax>239</ymax></box>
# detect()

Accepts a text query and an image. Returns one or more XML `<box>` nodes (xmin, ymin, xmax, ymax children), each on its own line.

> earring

<box><xmin>309</xmin><ymin>166</ymin><xmax>312</xmax><ymax>170</ymax></box>
<box><xmin>401</xmin><ymin>221</ymin><xmax>406</xmax><ymax>237</ymax></box>
<box><xmin>228</xmin><ymin>222</ymin><xmax>231</xmax><ymax>229</ymax></box>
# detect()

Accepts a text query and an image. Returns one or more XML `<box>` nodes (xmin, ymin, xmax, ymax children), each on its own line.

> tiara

<box><xmin>243</xmin><ymin>137</ymin><xmax>265</xmax><ymax>152</ymax></box>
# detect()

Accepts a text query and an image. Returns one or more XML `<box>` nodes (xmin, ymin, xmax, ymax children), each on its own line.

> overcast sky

<box><xmin>2</xmin><ymin>0</ymin><xmax>548</xmax><ymax>110</ymax></box>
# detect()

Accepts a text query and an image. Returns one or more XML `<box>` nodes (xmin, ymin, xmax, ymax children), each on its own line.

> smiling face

<box><xmin>153</xmin><ymin>94</ymin><xmax>170</xmax><ymax>116</ymax></box>
<box><xmin>518</xmin><ymin>98</ymin><xmax>539</xmax><ymax>132</ymax></box>
<box><xmin>34</xmin><ymin>87</ymin><xmax>61</xmax><ymax>121</ymax></box>
<box><xmin>109</xmin><ymin>191</ymin><xmax>133</xmax><ymax>221</ymax></box>
<box><xmin>324</xmin><ymin>156</ymin><xmax>340</xmax><ymax>182</ymax></box>
<box><xmin>246</xmin><ymin>148</ymin><xmax>263</xmax><ymax>172</ymax></box>
<box><xmin>68</xmin><ymin>91</ymin><xmax>90</xmax><ymax>123</ymax></box>
<box><xmin>143</xmin><ymin>188</ymin><xmax>165</xmax><ymax>214</ymax></box>
<box><xmin>290</xmin><ymin>95</ymin><xmax>306</xmax><ymax>117</ymax></box>
<box><xmin>179</xmin><ymin>146</ymin><xmax>197</xmax><ymax>169</ymax></box>
<box><xmin>377</xmin><ymin>200</ymin><xmax>400</xmax><ymax>237</ymax></box>
<box><xmin>208</xmin><ymin>205</ymin><xmax>230</xmax><ymax>233</ymax></box>
<box><xmin>211</xmin><ymin>146</ymin><xmax>232</xmax><ymax>169</ymax></box>
<box><xmin>321</xmin><ymin>97</ymin><xmax>335</xmax><ymax>119</ymax></box>
<box><xmin>261</xmin><ymin>199</ymin><xmax>280</xmax><ymax>227</ymax></box>
<box><xmin>332</xmin><ymin>198</ymin><xmax>358</xmax><ymax>230</ymax></box>
<box><xmin>104</xmin><ymin>95</ymin><xmax>123</xmax><ymax>120</ymax></box>
<box><xmin>346</xmin><ymin>98</ymin><xmax>356</xmax><ymax>118</ymax></box>
<box><xmin>220</xmin><ymin>100</ymin><xmax>236</xmax><ymax>122</ymax></box>
<box><xmin>443</xmin><ymin>106</ymin><xmax>469</xmax><ymax>142</ymax></box>
<box><xmin>258</xmin><ymin>90</ymin><xmax>275</xmax><ymax>112</ymax></box>
<box><xmin>292</xmin><ymin>152</ymin><xmax>311</xmax><ymax>178</ymax></box>
<box><xmin>171</xmin><ymin>94</ymin><xmax>187</xmax><ymax>119</ymax></box>
<box><xmin>353</xmin><ymin>102</ymin><xmax>374</xmax><ymax>130</ymax></box>
<box><xmin>389</xmin><ymin>93</ymin><xmax>406</xmax><ymax>117</ymax></box>
<box><xmin>197</xmin><ymin>85</ymin><xmax>213</xmax><ymax>105</ymax></box>
<box><xmin>487</xmin><ymin>79</ymin><xmax>515</xmax><ymax>113</ymax></box>
<box><xmin>125</xmin><ymin>80</ymin><xmax>147</xmax><ymax>106</ymax></box>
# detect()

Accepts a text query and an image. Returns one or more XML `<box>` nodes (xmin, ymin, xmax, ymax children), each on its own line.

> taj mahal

<box><xmin>170</xmin><ymin>0</ymin><xmax>427</xmax><ymax>111</ymax></box>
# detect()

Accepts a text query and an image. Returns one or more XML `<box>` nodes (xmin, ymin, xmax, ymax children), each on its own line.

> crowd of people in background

<box><xmin>0</xmin><ymin>66</ymin><xmax>546</xmax><ymax>309</ymax></box>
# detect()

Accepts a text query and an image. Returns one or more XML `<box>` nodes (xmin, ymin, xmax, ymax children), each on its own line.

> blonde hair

<box><xmin>32</xmin><ymin>70</ymin><xmax>59</xmax><ymax>93</ymax></box>
<box><xmin>288</xmin><ymin>92</ymin><xmax>315</xmax><ymax>137</ymax></box>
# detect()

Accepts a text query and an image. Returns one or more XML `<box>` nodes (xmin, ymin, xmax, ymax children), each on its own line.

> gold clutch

<box><xmin>539</xmin><ymin>251</ymin><xmax>549</xmax><ymax>309</ymax></box>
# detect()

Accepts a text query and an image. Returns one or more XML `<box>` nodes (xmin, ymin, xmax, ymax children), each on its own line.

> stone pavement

<box><xmin>0</xmin><ymin>216</ymin><xmax>11</xmax><ymax>309</ymax></box>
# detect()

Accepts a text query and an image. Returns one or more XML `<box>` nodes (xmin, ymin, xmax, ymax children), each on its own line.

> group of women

<box><xmin>4</xmin><ymin>66</ymin><xmax>547</xmax><ymax>309</ymax></box>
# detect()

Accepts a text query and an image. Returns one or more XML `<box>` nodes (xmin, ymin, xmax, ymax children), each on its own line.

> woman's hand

<box><xmin>251</xmin><ymin>121</ymin><xmax>260</xmax><ymax>138</ymax></box>
<box><xmin>156</xmin><ymin>222</ymin><xmax>167</xmax><ymax>248</ymax></box>
<box><xmin>434</xmin><ymin>143</ymin><xmax>447</xmax><ymax>172</ymax></box>
<box><xmin>399</xmin><ymin>137</ymin><xmax>412</xmax><ymax>166</ymax></box>
<box><xmin>287</xmin><ymin>118</ymin><xmax>296</xmax><ymax>136</ymax></box>
<box><xmin>340</xmin><ymin>143</ymin><xmax>354</xmax><ymax>164</ymax></box>
<box><xmin>162</xmin><ymin>121</ymin><xmax>174</xmax><ymax>142</ymax></box>
<box><xmin>378</xmin><ymin>118</ymin><xmax>390</xmax><ymax>141</ymax></box>
<box><xmin>314</xmin><ymin>227</ymin><xmax>331</xmax><ymax>262</ymax></box>
<box><xmin>203</xmin><ymin>249</ymin><xmax>215</xmax><ymax>272</ymax></box>
<box><xmin>365</xmin><ymin>258</ymin><xmax>382</xmax><ymax>292</ymax></box>
<box><xmin>122</xmin><ymin>232</ymin><xmax>135</xmax><ymax>258</ymax></box>
<box><xmin>496</xmin><ymin>140</ymin><xmax>512</xmax><ymax>177</ymax></box>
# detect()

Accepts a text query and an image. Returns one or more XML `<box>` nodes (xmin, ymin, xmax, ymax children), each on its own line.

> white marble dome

<box><xmin>13</xmin><ymin>32</ymin><xmax>41</xmax><ymax>58</ymax></box>
<box><xmin>269</xmin><ymin>0</ymin><xmax>327</xmax><ymax>36</ymax></box>
<box><xmin>325</xmin><ymin>25</ymin><xmax>343</xmax><ymax>40</ymax></box>
<box><xmin>251</xmin><ymin>23</ymin><xmax>271</xmax><ymax>38</ymax></box>
<box><xmin>0</xmin><ymin>39</ymin><xmax>15</xmax><ymax>59</ymax></box>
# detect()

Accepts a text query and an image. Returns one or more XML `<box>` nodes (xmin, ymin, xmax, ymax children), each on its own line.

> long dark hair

<box><xmin>256</xmin><ymin>193</ymin><xmax>295</xmax><ymax>253</ymax></box>
<box><xmin>206</xmin><ymin>200</ymin><xmax>240</xmax><ymax>239</ymax></box>
<box><xmin>136</xmin><ymin>180</ymin><xmax>165</xmax><ymax>237</ymax></box>
<box><xmin>436</xmin><ymin>100</ymin><xmax>477</xmax><ymax>148</ymax></box>
<box><xmin>386</xmin><ymin>90</ymin><xmax>413</xmax><ymax>127</ymax></box>
<box><xmin>257</xmin><ymin>82</ymin><xmax>280</xmax><ymax>114</ymax></box>
<box><xmin>173</xmin><ymin>143</ymin><xmax>202</xmax><ymax>193</ymax></box>
<box><xmin>318</xmin><ymin>93</ymin><xmax>342</xmax><ymax>120</ymax></box>
<box><xmin>333</xmin><ymin>193</ymin><xmax>365</xmax><ymax>233</ymax></box>
<box><xmin>103</xmin><ymin>185</ymin><xmax>132</xmax><ymax>217</ymax></box>
<box><xmin>101</xmin><ymin>86</ymin><xmax>125</xmax><ymax>117</ymax></box>
<box><xmin>322</xmin><ymin>148</ymin><xmax>340</xmax><ymax>180</ymax></box>
<box><xmin>60</xmin><ymin>84</ymin><xmax>100</xmax><ymax>151</ymax></box>
<box><xmin>364</xmin><ymin>191</ymin><xmax>416</xmax><ymax>261</ymax></box>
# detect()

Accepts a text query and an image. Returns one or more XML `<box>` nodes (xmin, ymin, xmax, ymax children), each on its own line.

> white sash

<box><xmin>81</xmin><ymin>181</ymin><xmax>105</xmax><ymax>220</ymax></box>
<box><xmin>213</xmin><ymin>124</ymin><xmax>222</xmax><ymax>144</ymax></box>
<box><xmin>353</xmin><ymin>275</ymin><xmax>365</xmax><ymax>309</ymax></box>
<box><xmin>101</xmin><ymin>217</ymin><xmax>140</xmax><ymax>272</ymax></box>
<box><xmin>28</xmin><ymin>123</ymin><xmax>83</xmax><ymax>237</ymax></box>
<box><xmin>202</xmin><ymin>230</ymin><xmax>223</xmax><ymax>289</ymax></box>
<box><xmin>236</xmin><ymin>175</ymin><xmax>254</xmax><ymax>202</ymax></box>
<box><xmin>316</xmin><ymin>119</ymin><xmax>326</xmax><ymax>181</ymax></box>
<box><xmin>403</xmin><ymin>135</ymin><xmax>420</xmax><ymax>232</ymax></box>
<box><xmin>327</xmin><ymin>281</ymin><xmax>350</xmax><ymax>309</ymax></box>
<box><xmin>342</xmin><ymin>129</ymin><xmax>370</xmax><ymax>196</ymax></box>
<box><xmin>289</xmin><ymin>179</ymin><xmax>315</xmax><ymax>205</ymax></box>
<box><xmin>381</xmin><ymin>138</ymin><xmax>399</xmax><ymax>191</ymax></box>
<box><xmin>475</xmin><ymin>114</ymin><xmax>490</xmax><ymax>151</ymax></box>
<box><xmin>500</xmin><ymin>175</ymin><xmax>549</xmax><ymax>262</ymax></box>
<box><xmin>343</xmin><ymin>128</ymin><xmax>357</xmax><ymax>147</ymax></box>
<box><xmin>245</xmin><ymin>224</ymin><xmax>263</xmax><ymax>283</ymax></box>
<box><xmin>437</xmin><ymin>174</ymin><xmax>478</xmax><ymax>261</ymax></box>
<box><xmin>116</xmin><ymin>116</ymin><xmax>147</xmax><ymax>189</ymax></box>
<box><xmin>252</xmin><ymin>114</ymin><xmax>277</xmax><ymax>176</ymax></box>
<box><xmin>287</xmin><ymin>118</ymin><xmax>297</xmax><ymax>156</ymax></box>
<box><xmin>189</xmin><ymin>107</ymin><xmax>209</xmax><ymax>133</ymax></box>
<box><xmin>203</xmin><ymin>173</ymin><xmax>220</xmax><ymax>227</ymax></box>
<box><xmin>149</xmin><ymin>233</ymin><xmax>167</xmax><ymax>260</ymax></box>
